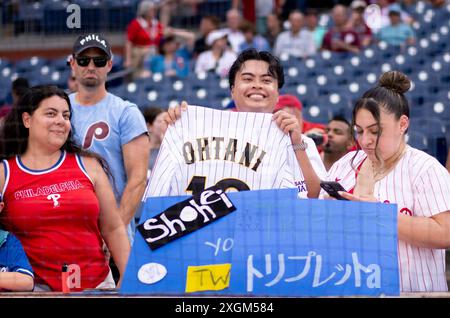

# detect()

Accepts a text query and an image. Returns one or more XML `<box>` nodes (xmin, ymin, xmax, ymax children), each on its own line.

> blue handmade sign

<box><xmin>120</xmin><ymin>188</ymin><xmax>399</xmax><ymax>296</ymax></box>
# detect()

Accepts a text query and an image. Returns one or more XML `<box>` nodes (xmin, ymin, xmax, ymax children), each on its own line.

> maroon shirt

<box><xmin>321</xmin><ymin>28</ymin><xmax>361</xmax><ymax>52</ymax></box>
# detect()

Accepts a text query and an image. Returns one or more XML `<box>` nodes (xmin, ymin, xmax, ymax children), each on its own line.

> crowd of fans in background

<box><xmin>117</xmin><ymin>0</ymin><xmax>446</xmax><ymax>168</ymax></box>
<box><xmin>0</xmin><ymin>0</ymin><xmax>449</xmax><ymax>292</ymax></box>
<box><xmin>123</xmin><ymin>0</ymin><xmax>425</xmax><ymax>81</ymax></box>
<box><xmin>1</xmin><ymin>0</ymin><xmax>449</xmax><ymax>173</ymax></box>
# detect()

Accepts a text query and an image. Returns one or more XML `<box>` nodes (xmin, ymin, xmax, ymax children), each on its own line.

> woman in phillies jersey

<box><xmin>0</xmin><ymin>85</ymin><xmax>130</xmax><ymax>292</ymax></box>
<box><xmin>325</xmin><ymin>71</ymin><xmax>450</xmax><ymax>292</ymax></box>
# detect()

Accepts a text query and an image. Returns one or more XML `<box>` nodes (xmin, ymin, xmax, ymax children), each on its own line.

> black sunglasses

<box><xmin>75</xmin><ymin>56</ymin><xmax>109</xmax><ymax>67</ymax></box>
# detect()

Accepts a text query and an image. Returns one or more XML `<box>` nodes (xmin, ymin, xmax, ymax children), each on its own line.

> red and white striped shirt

<box><xmin>324</xmin><ymin>146</ymin><xmax>450</xmax><ymax>292</ymax></box>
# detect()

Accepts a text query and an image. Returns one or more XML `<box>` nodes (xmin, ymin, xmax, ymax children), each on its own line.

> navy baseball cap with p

<box><xmin>72</xmin><ymin>33</ymin><xmax>112</xmax><ymax>59</ymax></box>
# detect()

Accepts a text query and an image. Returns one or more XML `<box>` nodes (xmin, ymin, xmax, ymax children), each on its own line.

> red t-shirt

<box><xmin>321</xmin><ymin>28</ymin><xmax>361</xmax><ymax>52</ymax></box>
<box><xmin>127</xmin><ymin>18</ymin><xmax>164</xmax><ymax>47</ymax></box>
<box><xmin>1</xmin><ymin>152</ymin><xmax>109</xmax><ymax>291</ymax></box>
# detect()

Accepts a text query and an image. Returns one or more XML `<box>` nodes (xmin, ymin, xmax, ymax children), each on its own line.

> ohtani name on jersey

<box><xmin>14</xmin><ymin>180</ymin><xmax>84</xmax><ymax>200</ymax></box>
<box><xmin>182</xmin><ymin>137</ymin><xmax>266</xmax><ymax>172</ymax></box>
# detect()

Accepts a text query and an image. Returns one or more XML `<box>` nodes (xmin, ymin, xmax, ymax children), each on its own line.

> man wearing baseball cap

<box><xmin>274</xmin><ymin>94</ymin><xmax>326</xmax><ymax>141</ymax></box>
<box><xmin>72</xmin><ymin>33</ymin><xmax>113</xmax><ymax>59</ymax></box>
<box><xmin>69</xmin><ymin>33</ymin><xmax>149</xmax><ymax>254</ymax></box>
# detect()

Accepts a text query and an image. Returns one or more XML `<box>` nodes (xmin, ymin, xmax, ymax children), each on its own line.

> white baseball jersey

<box><xmin>324</xmin><ymin>146</ymin><xmax>450</xmax><ymax>292</ymax></box>
<box><xmin>145</xmin><ymin>106</ymin><xmax>325</xmax><ymax>199</ymax></box>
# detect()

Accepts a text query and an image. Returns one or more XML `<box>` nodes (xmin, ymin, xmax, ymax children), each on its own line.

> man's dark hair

<box><xmin>228</xmin><ymin>48</ymin><xmax>284</xmax><ymax>90</ymax></box>
<box><xmin>142</xmin><ymin>107</ymin><xmax>164</xmax><ymax>125</ymax></box>
<box><xmin>329</xmin><ymin>115</ymin><xmax>351</xmax><ymax>128</ymax></box>
<box><xmin>239</xmin><ymin>20</ymin><xmax>256</xmax><ymax>35</ymax></box>
<box><xmin>202</xmin><ymin>15</ymin><xmax>221</xmax><ymax>28</ymax></box>
<box><xmin>305</xmin><ymin>8</ymin><xmax>319</xmax><ymax>16</ymax></box>
<box><xmin>12</xmin><ymin>77</ymin><xmax>30</xmax><ymax>98</ymax></box>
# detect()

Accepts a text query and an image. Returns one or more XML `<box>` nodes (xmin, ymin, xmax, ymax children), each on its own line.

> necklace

<box><xmin>372</xmin><ymin>143</ymin><xmax>407</xmax><ymax>182</ymax></box>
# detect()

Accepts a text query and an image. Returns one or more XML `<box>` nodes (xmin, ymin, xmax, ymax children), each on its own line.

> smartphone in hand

<box><xmin>320</xmin><ymin>181</ymin><xmax>349</xmax><ymax>201</ymax></box>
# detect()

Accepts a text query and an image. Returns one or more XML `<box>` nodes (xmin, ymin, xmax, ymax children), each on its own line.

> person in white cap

<box><xmin>194</xmin><ymin>29</ymin><xmax>237</xmax><ymax>78</ymax></box>
<box><xmin>347</xmin><ymin>0</ymin><xmax>373</xmax><ymax>47</ymax></box>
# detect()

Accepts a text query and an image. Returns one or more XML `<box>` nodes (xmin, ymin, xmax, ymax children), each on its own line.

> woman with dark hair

<box><xmin>324</xmin><ymin>71</ymin><xmax>450</xmax><ymax>292</ymax></box>
<box><xmin>0</xmin><ymin>85</ymin><xmax>130</xmax><ymax>292</ymax></box>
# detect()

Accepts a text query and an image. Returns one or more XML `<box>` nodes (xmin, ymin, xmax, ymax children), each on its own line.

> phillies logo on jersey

<box><xmin>83</xmin><ymin>121</ymin><xmax>110</xmax><ymax>149</ymax></box>
<box><xmin>138</xmin><ymin>186</ymin><xmax>236</xmax><ymax>250</ymax></box>
<box><xmin>400</xmin><ymin>207</ymin><xmax>412</xmax><ymax>216</ymax></box>
<box><xmin>47</xmin><ymin>194</ymin><xmax>61</xmax><ymax>207</ymax></box>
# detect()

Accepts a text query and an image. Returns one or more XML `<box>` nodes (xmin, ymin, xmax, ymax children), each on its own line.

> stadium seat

<box><xmin>109</xmin><ymin>54</ymin><xmax>124</xmax><ymax>73</ymax></box>
<box><xmin>428</xmin><ymin>6</ymin><xmax>450</xmax><ymax>30</ymax></box>
<box><xmin>43</xmin><ymin>0</ymin><xmax>71</xmax><ymax>34</ymax></box>
<box><xmin>437</xmin><ymin>68</ymin><xmax>450</xmax><ymax>84</ymax></box>
<box><xmin>189</xmin><ymin>72</ymin><xmax>220</xmax><ymax>90</ymax></box>
<box><xmin>418</xmin><ymin>38</ymin><xmax>441</xmax><ymax>59</ymax></box>
<box><xmin>406</xmin><ymin>82</ymin><xmax>429</xmax><ymax>110</ymax></box>
<box><xmin>284</xmin><ymin>65</ymin><xmax>308</xmax><ymax>86</ymax></box>
<box><xmin>342</xmin><ymin>56</ymin><xmax>366</xmax><ymax>78</ymax></box>
<box><xmin>303</xmin><ymin>104</ymin><xmax>333</xmax><ymax>124</ymax></box>
<box><xmin>345</xmin><ymin>81</ymin><xmax>371</xmax><ymax>104</ymax></box>
<box><xmin>106</xmin><ymin>0</ymin><xmax>135</xmax><ymax>32</ymax></box>
<box><xmin>318</xmin><ymin>93</ymin><xmax>352</xmax><ymax>118</ymax></box>
<box><xmin>377</xmin><ymin>42</ymin><xmax>402</xmax><ymax>59</ymax></box>
<box><xmin>198</xmin><ymin>0</ymin><xmax>231</xmax><ymax>21</ymax></box>
<box><xmin>15</xmin><ymin>56</ymin><xmax>47</xmax><ymax>73</ymax></box>
<box><xmin>358</xmin><ymin>47</ymin><xmax>384</xmax><ymax>68</ymax></box>
<box><xmin>136</xmin><ymin>90</ymin><xmax>171</xmax><ymax>109</ymax></box>
<box><xmin>409</xmin><ymin>117</ymin><xmax>448</xmax><ymax>165</ymax></box>
<box><xmin>281</xmin><ymin>83</ymin><xmax>319</xmax><ymax>109</ymax></box>
<box><xmin>108</xmin><ymin>85</ymin><xmax>127</xmax><ymax>100</ymax></box>
<box><xmin>73</xmin><ymin>0</ymin><xmax>105</xmax><ymax>33</ymax></box>
<box><xmin>0</xmin><ymin>58</ymin><xmax>11</xmax><ymax>71</ymax></box>
<box><xmin>26</xmin><ymin>66</ymin><xmax>69</xmax><ymax>88</ymax></box>
<box><xmin>317</xmin><ymin>50</ymin><xmax>350</xmax><ymax>68</ymax></box>
<box><xmin>422</xmin><ymin>59</ymin><xmax>450</xmax><ymax>93</ymax></box>
<box><xmin>407</xmin><ymin>0</ymin><xmax>430</xmax><ymax>20</ymax></box>
<box><xmin>0</xmin><ymin>66</ymin><xmax>14</xmax><ymax>86</ymax></box>
<box><xmin>0</xmin><ymin>82</ymin><xmax>10</xmax><ymax>105</ymax></box>
<box><xmin>424</xmin><ymin>100</ymin><xmax>450</xmax><ymax>122</ymax></box>
<box><xmin>209</xmin><ymin>79</ymin><xmax>230</xmax><ymax>100</ymax></box>
<box><xmin>280</xmin><ymin>54</ymin><xmax>301</xmax><ymax>68</ymax></box>
<box><xmin>13</xmin><ymin>2</ymin><xmax>43</xmax><ymax>34</ymax></box>
<box><xmin>51</xmin><ymin>56</ymin><xmax>71</xmax><ymax>71</ymax></box>
<box><xmin>356</xmin><ymin>72</ymin><xmax>379</xmax><ymax>87</ymax></box>
<box><xmin>436</xmin><ymin>89</ymin><xmax>450</xmax><ymax>105</ymax></box>
<box><xmin>307</xmin><ymin>74</ymin><xmax>340</xmax><ymax>96</ymax></box>
<box><xmin>406</xmin><ymin>131</ymin><xmax>429</xmax><ymax>153</ymax></box>
<box><xmin>302</xmin><ymin>58</ymin><xmax>323</xmax><ymax>78</ymax></box>
<box><xmin>390</xmin><ymin>54</ymin><xmax>414</xmax><ymax>75</ymax></box>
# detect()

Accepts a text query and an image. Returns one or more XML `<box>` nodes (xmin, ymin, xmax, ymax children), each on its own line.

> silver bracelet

<box><xmin>291</xmin><ymin>141</ymin><xmax>308</xmax><ymax>151</ymax></box>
